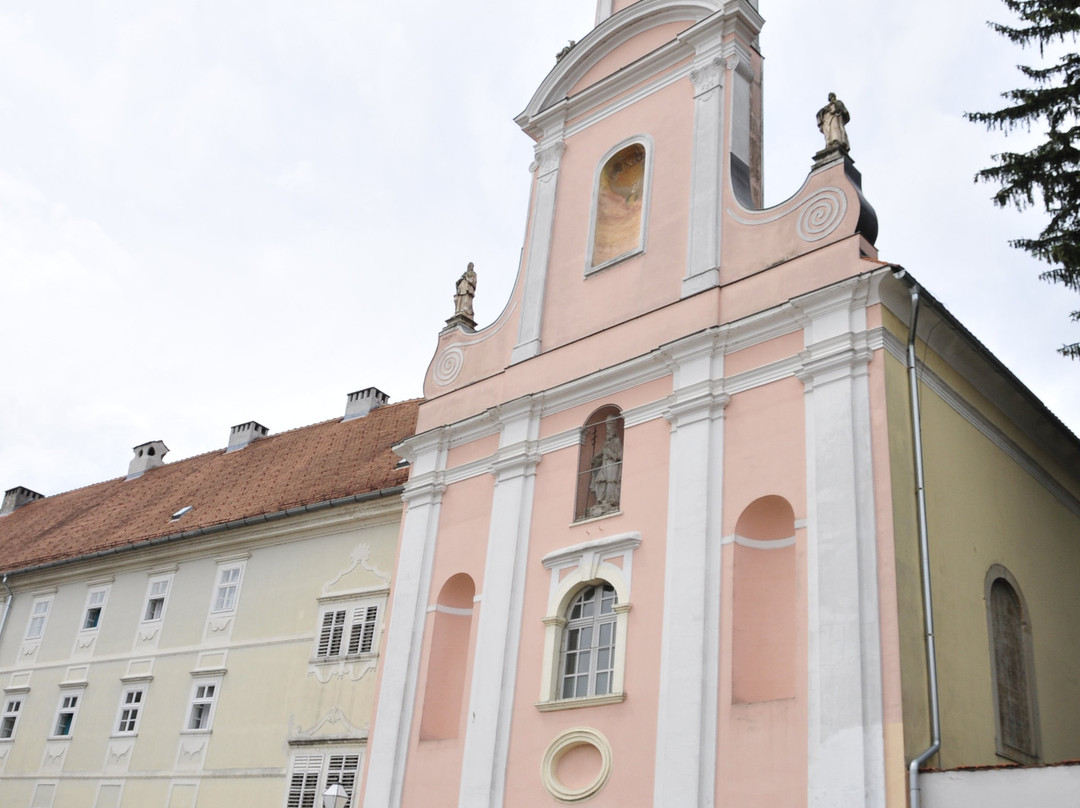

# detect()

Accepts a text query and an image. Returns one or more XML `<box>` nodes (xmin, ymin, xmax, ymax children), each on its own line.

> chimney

<box><xmin>1</xmin><ymin>486</ymin><xmax>44</xmax><ymax>516</ymax></box>
<box><xmin>127</xmin><ymin>441</ymin><xmax>169</xmax><ymax>480</ymax></box>
<box><xmin>227</xmin><ymin>421</ymin><xmax>269</xmax><ymax>452</ymax></box>
<box><xmin>344</xmin><ymin>388</ymin><xmax>389</xmax><ymax>421</ymax></box>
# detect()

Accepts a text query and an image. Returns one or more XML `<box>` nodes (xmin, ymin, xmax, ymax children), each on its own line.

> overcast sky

<box><xmin>1</xmin><ymin>0</ymin><xmax>1076</xmax><ymax>497</ymax></box>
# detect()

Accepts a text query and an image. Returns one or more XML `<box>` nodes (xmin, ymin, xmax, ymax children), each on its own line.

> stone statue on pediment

<box><xmin>446</xmin><ymin>262</ymin><xmax>478</xmax><ymax>330</ymax></box>
<box><xmin>816</xmin><ymin>92</ymin><xmax>850</xmax><ymax>152</ymax></box>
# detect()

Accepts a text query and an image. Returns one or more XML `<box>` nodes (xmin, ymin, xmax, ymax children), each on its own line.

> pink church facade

<box><xmin>362</xmin><ymin>1</ymin><xmax>1080</xmax><ymax>807</ymax></box>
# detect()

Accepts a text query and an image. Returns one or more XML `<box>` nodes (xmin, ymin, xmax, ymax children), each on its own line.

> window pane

<box><xmin>83</xmin><ymin>607</ymin><xmax>102</xmax><ymax>629</ymax></box>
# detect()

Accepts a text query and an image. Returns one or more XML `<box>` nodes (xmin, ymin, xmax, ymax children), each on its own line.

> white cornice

<box><xmin>519</xmin><ymin>0</ymin><xmax>723</xmax><ymax>131</ymax></box>
<box><xmin>542</xmin><ymin>531</ymin><xmax>643</xmax><ymax>569</ymax></box>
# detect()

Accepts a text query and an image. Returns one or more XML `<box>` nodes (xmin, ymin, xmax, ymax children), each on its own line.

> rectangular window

<box><xmin>286</xmin><ymin>751</ymin><xmax>361</xmax><ymax>808</ymax></box>
<box><xmin>82</xmin><ymin>587</ymin><xmax>109</xmax><ymax>631</ymax></box>
<box><xmin>211</xmin><ymin>564</ymin><xmax>243</xmax><ymax>613</ymax></box>
<box><xmin>315</xmin><ymin>603</ymin><xmax>380</xmax><ymax>660</ymax></box>
<box><xmin>142</xmin><ymin>577</ymin><xmax>171</xmax><ymax>623</ymax></box>
<box><xmin>0</xmin><ymin>697</ymin><xmax>22</xmax><ymax>740</ymax></box>
<box><xmin>115</xmin><ymin>688</ymin><xmax>145</xmax><ymax>735</ymax></box>
<box><xmin>26</xmin><ymin>597</ymin><xmax>52</xmax><ymax>640</ymax></box>
<box><xmin>186</xmin><ymin>679</ymin><xmax>220</xmax><ymax>731</ymax></box>
<box><xmin>53</xmin><ymin>692</ymin><xmax>81</xmax><ymax>737</ymax></box>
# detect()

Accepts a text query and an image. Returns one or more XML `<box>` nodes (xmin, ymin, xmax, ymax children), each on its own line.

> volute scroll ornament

<box><xmin>689</xmin><ymin>57</ymin><xmax>724</xmax><ymax>96</ymax></box>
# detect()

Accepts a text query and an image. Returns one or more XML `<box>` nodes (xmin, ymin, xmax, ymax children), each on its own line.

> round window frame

<box><xmin>540</xmin><ymin>727</ymin><xmax>613</xmax><ymax>803</ymax></box>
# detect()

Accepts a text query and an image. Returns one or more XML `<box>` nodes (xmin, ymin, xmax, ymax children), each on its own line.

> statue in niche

<box><xmin>816</xmin><ymin>92</ymin><xmax>850</xmax><ymax>151</ymax></box>
<box><xmin>587</xmin><ymin>417</ymin><xmax>623</xmax><ymax>518</ymax></box>
<box><xmin>446</xmin><ymin>262</ymin><xmax>478</xmax><ymax>329</ymax></box>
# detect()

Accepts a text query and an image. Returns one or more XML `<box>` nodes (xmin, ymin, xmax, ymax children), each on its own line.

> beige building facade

<box><xmin>0</xmin><ymin>392</ymin><xmax>417</xmax><ymax>808</ymax></box>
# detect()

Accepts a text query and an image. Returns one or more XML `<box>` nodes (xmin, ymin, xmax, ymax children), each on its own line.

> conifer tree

<box><xmin>966</xmin><ymin>0</ymin><xmax>1080</xmax><ymax>358</ymax></box>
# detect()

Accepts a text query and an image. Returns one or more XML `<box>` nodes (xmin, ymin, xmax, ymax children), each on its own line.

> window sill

<box><xmin>310</xmin><ymin>653</ymin><xmax>378</xmax><ymax>665</ymax></box>
<box><xmin>570</xmin><ymin>510</ymin><xmax>622</xmax><ymax>528</ymax></box>
<box><xmin>180</xmin><ymin>728</ymin><xmax>212</xmax><ymax>735</ymax></box>
<box><xmin>535</xmin><ymin>693</ymin><xmax>625</xmax><ymax>712</ymax></box>
<box><xmin>110</xmin><ymin>733</ymin><xmax>138</xmax><ymax>739</ymax></box>
<box><xmin>585</xmin><ymin>247</ymin><xmax>644</xmax><ymax>277</ymax></box>
<box><xmin>47</xmin><ymin>735</ymin><xmax>73</xmax><ymax>741</ymax></box>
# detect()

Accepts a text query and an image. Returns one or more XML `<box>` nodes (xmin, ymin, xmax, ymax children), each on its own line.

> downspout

<box><xmin>894</xmin><ymin>269</ymin><xmax>941</xmax><ymax>808</ymax></box>
<box><xmin>0</xmin><ymin>574</ymin><xmax>12</xmax><ymax>649</ymax></box>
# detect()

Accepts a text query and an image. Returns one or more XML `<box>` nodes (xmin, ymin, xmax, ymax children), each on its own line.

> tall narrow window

<box><xmin>53</xmin><ymin>692</ymin><xmax>81</xmax><ymax>737</ymax></box>
<box><xmin>186</xmin><ymin>679</ymin><xmax>220</xmax><ymax>731</ymax></box>
<box><xmin>0</xmin><ymin>697</ymin><xmax>22</xmax><ymax>739</ymax></box>
<box><xmin>987</xmin><ymin>568</ymin><xmax>1039</xmax><ymax>762</ymax></box>
<box><xmin>143</xmin><ymin>577</ymin><xmax>171</xmax><ymax>623</ymax></box>
<box><xmin>212</xmin><ymin>564</ymin><xmax>243</xmax><ymax>613</ymax></box>
<box><xmin>115</xmin><ymin>688</ymin><xmax>145</xmax><ymax>735</ymax></box>
<box><xmin>26</xmin><ymin>597</ymin><xmax>52</xmax><ymax>640</ymax></box>
<box><xmin>575</xmin><ymin>407</ymin><xmax>624</xmax><ymax>521</ymax></box>
<box><xmin>589</xmin><ymin>141</ymin><xmax>649</xmax><ymax>270</ymax></box>
<box><xmin>82</xmin><ymin>587</ymin><xmax>109</xmax><ymax>631</ymax></box>
<box><xmin>560</xmin><ymin>584</ymin><xmax>618</xmax><ymax>700</ymax></box>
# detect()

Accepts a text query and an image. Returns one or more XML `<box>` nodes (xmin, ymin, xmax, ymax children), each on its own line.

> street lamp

<box><xmin>322</xmin><ymin>783</ymin><xmax>350</xmax><ymax>808</ymax></box>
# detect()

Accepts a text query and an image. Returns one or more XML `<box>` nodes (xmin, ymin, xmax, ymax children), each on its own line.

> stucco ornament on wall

<box><xmin>294</xmin><ymin>707</ymin><xmax>367</xmax><ymax>741</ymax></box>
<box><xmin>541</xmin><ymin>727</ymin><xmax>613</xmax><ymax>803</ymax></box>
<box><xmin>321</xmin><ymin>542</ymin><xmax>390</xmax><ymax>595</ymax></box>
<box><xmin>433</xmin><ymin>345</ymin><xmax>466</xmax><ymax>387</ymax></box>
<box><xmin>797</xmin><ymin>188</ymin><xmax>848</xmax><ymax>242</ymax></box>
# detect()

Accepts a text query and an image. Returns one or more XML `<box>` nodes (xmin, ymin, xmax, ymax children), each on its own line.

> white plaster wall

<box><xmin>922</xmin><ymin>765</ymin><xmax>1080</xmax><ymax>807</ymax></box>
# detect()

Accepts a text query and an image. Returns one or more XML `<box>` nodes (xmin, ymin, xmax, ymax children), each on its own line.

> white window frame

<box><xmin>559</xmin><ymin>583</ymin><xmax>618</xmax><ymax>700</ymax></box>
<box><xmin>0</xmin><ymin>696</ymin><xmax>23</xmax><ymax>740</ymax></box>
<box><xmin>184</xmin><ymin>677</ymin><xmax>221</xmax><ymax>732</ymax></box>
<box><xmin>81</xmin><ymin>586</ymin><xmax>110</xmax><ymax>632</ymax></box>
<box><xmin>114</xmin><ymin>686</ymin><xmax>146</xmax><ymax>736</ymax></box>
<box><xmin>537</xmin><ymin>532</ymin><xmax>640</xmax><ymax>710</ymax></box>
<box><xmin>51</xmin><ymin>689</ymin><xmax>83</xmax><ymax>738</ymax></box>
<box><xmin>312</xmin><ymin>600</ymin><xmax>382</xmax><ymax>662</ymax></box>
<box><xmin>284</xmin><ymin>749</ymin><xmax>362</xmax><ymax>808</ymax></box>
<box><xmin>141</xmin><ymin>575</ymin><xmax>173</xmax><ymax>624</ymax></box>
<box><xmin>210</xmin><ymin>562</ymin><xmax>245</xmax><ymax>614</ymax></box>
<box><xmin>25</xmin><ymin>596</ymin><xmax>53</xmax><ymax>640</ymax></box>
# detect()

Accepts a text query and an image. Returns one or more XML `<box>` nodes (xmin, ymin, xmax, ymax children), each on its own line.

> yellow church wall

<box><xmin>882</xmin><ymin>308</ymin><xmax>1080</xmax><ymax>770</ymax></box>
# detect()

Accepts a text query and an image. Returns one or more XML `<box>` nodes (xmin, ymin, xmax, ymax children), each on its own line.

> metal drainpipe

<box><xmin>0</xmin><ymin>574</ymin><xmax>12</xmax><ymax>649</ymax></box>
<box><xmin>895</xmin><ymin>270</ymin><xmax>941</xmax><ymax>808</ymax></box>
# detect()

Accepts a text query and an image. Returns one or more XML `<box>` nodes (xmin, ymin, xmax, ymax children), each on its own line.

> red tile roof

<box><xmin>0</xmin><ymin>399</ymin><xmax>419</xmax><ymax>574</ymax></box>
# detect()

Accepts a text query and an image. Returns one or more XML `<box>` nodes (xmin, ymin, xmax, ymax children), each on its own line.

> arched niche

<box><xmin>419</xmin><ymin>573</ymin><xmax>475</xmax><ymax>740</ymax></box>
<box><xmin>587</xmin><ymin>140</ymin><xmax>650</xmax><ymax>271</ymax></box>
<box><xmin>985</xmin><ymin>565</ymin><xmax>1039</xmax><ymax>763</ymax></box>
<box><xmin>732</xmin><ymin>496</ymin><xmax>797</xmax><ymax>703</ymax></box>
<box><xmin>574</xmin><ymin>405</ymin><xmax>625</xmax><ymax>522</ymax></box>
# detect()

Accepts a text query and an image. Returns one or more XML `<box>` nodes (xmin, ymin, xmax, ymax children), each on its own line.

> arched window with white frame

<box><xmin>560</xmin><ymin>583</ymin><xmax>618</xmax><ymax>699</ymax></box>
<box><xmin>537</xmin><ymin>532</ymin><xmax>640</xmax><ymax>710</ymax></box>
<box><xmin>587</xmin><ymin>138</ymin><xmax>652</xmax><ymax>272</ymax></box>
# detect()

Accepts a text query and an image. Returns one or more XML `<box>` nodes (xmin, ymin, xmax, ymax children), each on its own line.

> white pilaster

<box><xmin>512</xmin><ymin>132</ymin><xmax>566</xmax><ymax>364</ymax></box>
<box><xmin>794</xmin><ymin>281</ymin><xmax>886</xmax><ymax>808</ymax></box>
<box><xmin>682</xmin><ymin>54</ymin><xmax>725</xmax><ymax>298</ymax></box>
<box><xmin>653</xmin><ymin>334</ymin><xmax>727</xmax><ymax>808</ymax></box>
<box><xmin>458</xmin><ymin>399</ymin><xmax>541</xmax><ymax>808</ymax></box>
<box><xmin>363</xmin><ymin>431</ymin><xmax>448</xmax><ymax>808</ymax></box>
